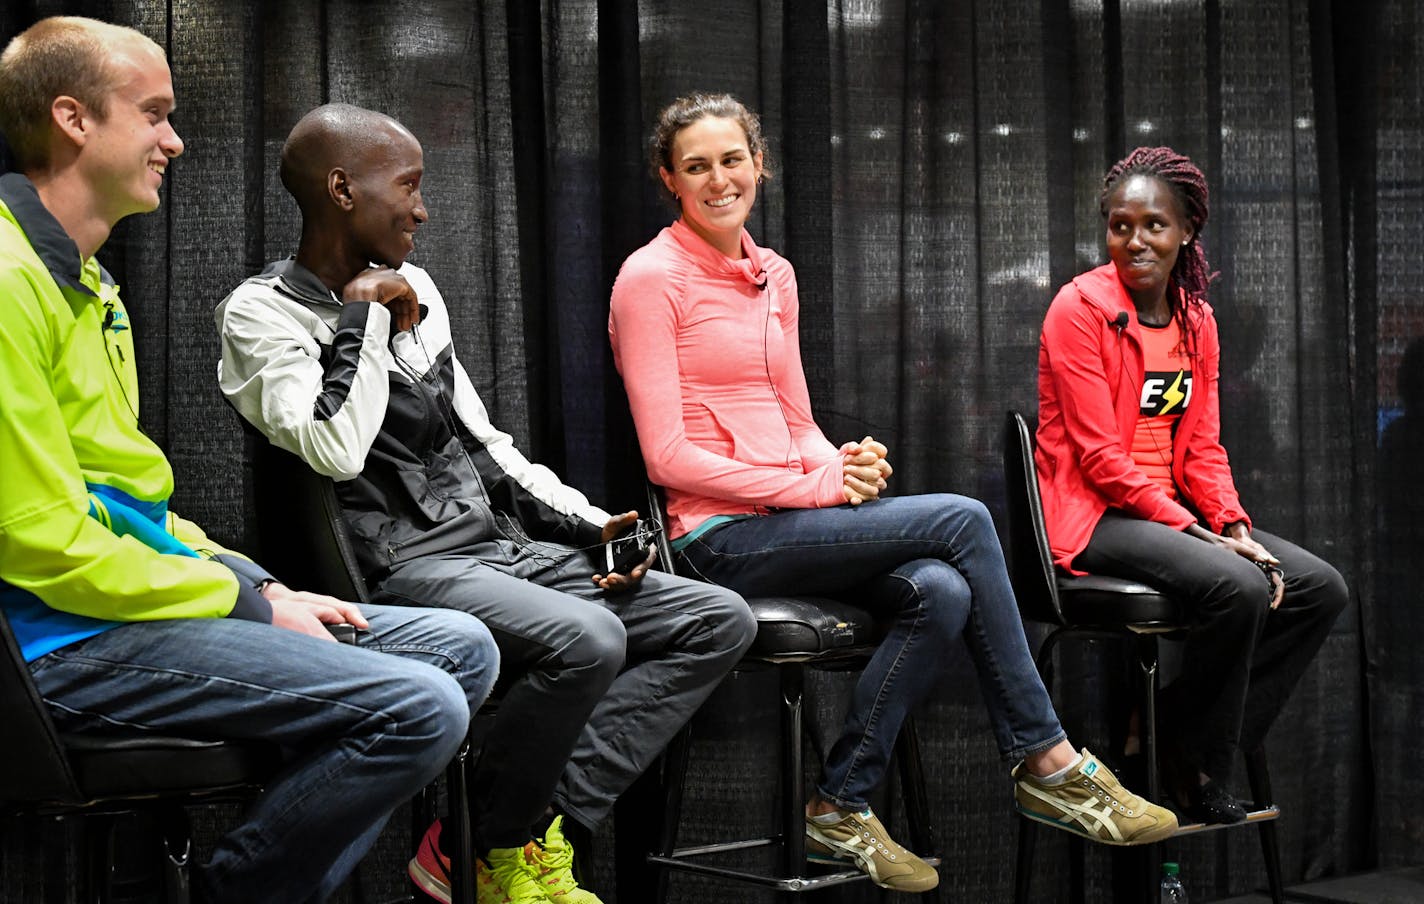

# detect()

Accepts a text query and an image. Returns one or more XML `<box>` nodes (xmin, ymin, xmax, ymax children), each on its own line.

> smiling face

<box><xmin>1104</xmin><ymin>174</ymin><xmax>1194</xmax><ymax>313</ymax></box>
<box><xmin>345</xmin><ymin>124</ymin><xmax>427</xmax><ymax>269</ymax></box>
<box><xmin>659</xmin><ymin>115</ymin><xmax>763</xmax><ymax>258</ymax></box>
<box><xmin>79</xmin><ymin>42</ymin><xmax>183</xmax><ymax>224</ymax></box>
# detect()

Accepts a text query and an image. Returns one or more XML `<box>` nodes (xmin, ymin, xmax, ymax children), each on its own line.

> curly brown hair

<box><xmin>648</xmin><ymin>93</ymin><xmax>770</xmax><ymax>205</ymax></box>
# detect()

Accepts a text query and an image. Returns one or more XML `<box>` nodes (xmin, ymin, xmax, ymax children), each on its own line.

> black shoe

<box><xmin>1158</xmin><ymin>741</ymin><xmax>1247</xmax><ymax>826</ymax></box>
<box><xmin>1183</xmin><ymin>779</ymin><xmax>1248</xmax><ymax>825</ymax></box>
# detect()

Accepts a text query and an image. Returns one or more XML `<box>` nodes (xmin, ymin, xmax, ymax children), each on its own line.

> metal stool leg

<box><xmin>895</xmin><ymin>717</ymin><xmax>937</xmax><ymax>857</ymax></box>
<box><xmin>1014</xmin><ymin>818</ymin><xmax>1038</xmax><ymax>904</ymax></box>
<box><xmin>1069</xmin><ymin>835</ymin><xmax>1086</xmax><ymax>904</ymax></box>
<box><xmin>446</xmin><ymin>741</ymin><xmax>475</xmax><ymax>904</ymax></box>
<box><xmin>652</xmin><ymin>721</ymin><xmax>694</xmax><ymax>904</ymax></box>
<box><xmin>779</xmin><ymin>662</ymin><xmax>808</xmax><ymax>895</ymax></box>
<box><xmin>1246</xmin><ymin>747</ymin><xmax>1285</xmax><ymax>904</ymax></box>
<box><xmin>1136</xmin><ymin>633</ymin><xmax>1164</xmax><ymax>904</ymax></box>
<box><xmin>894</xmin><ymin>717</ymin><xmax>941</xmax><ymax>902</ymax></box>
<box><xmin>1016</xmin><ymin>631</ymin><xmax>1063</xmax><ymax>903</ymax></box>
<box><xmin>158</xmin><ymin>804</ymin><xmax>194</xmax><ymax>904</ymax></box>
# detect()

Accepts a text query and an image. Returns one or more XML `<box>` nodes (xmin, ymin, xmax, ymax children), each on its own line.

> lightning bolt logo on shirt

<box><xmin>1140</xmin><ymin>370</ymin><xmax>1192</xmax><ymax>415</ymax></box>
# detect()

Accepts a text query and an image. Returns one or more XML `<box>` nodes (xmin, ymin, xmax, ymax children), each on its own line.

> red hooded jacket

<box><xmin>1035</xmin><ymin>263</ymin><xmax>1249</xmax><ymax>574</ymax></box>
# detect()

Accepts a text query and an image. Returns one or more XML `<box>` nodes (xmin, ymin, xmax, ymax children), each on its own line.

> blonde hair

<box><xmin>0</xmin><ymin>16</ymin><xmax>163</xmax><ymax>171</ymax></box>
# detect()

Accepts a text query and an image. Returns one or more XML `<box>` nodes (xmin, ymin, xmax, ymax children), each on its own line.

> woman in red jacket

<box><xmin>1035</xmin><ymin>146</ymin><xmax>1347</xmax><ymax>824</ymax></box>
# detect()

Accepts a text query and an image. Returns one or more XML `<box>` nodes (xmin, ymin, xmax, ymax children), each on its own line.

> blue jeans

<box><xmin>27</xmin><ymin>604</ymin><xmax>499</xmax><ymax>904</ymax></box>
<box><xmin>681</xmin><ymin>494</ymin><xmax>1064</xmax><ymax>810</ymax></box>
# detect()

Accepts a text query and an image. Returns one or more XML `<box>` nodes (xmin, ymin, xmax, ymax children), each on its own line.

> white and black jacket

<box><xmin>216</xmin><ymin>259</ymin><xmax>609</xmax><ymax>578</ymax></box>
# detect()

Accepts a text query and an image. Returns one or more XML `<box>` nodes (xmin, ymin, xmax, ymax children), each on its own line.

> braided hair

<box><xmin>1100</xmin><ymin>146</ymin><xmax>1216</xmax><ymax>356</ymax></box>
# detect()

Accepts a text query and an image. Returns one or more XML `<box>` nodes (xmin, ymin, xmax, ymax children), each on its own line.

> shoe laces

<box><xmin>526</xmin><ymin>837</ymin><xmax>581</xmax><ymax>894</ymax></box>
<box><xmin>844</xmin><ymin>809</ymin><xmax>902</xmax><ymax>860</ymax></box>
<box><xmin>481</xmin><ymin>847</ymin><xmax>546</xmax><ymax>901</ymax></box>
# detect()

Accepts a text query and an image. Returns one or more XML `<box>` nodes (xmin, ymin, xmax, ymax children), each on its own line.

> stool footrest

<box><xmin>1171</xmin><ymin>805</ymin><xmax>1280</xmax><ymax>838</ymax></box>
<box><xmin>648</xmin><ymin>851</ymin><xmax>943</xmax><ymax>892</ymax></box>
<box><xmin>666</xmin><ymin>835</ymin><xmax>784</xmax><ymax>858</ymax></box>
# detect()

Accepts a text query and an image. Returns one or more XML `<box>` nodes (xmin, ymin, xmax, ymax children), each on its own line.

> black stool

<box><xmin>640</xmin><ymin>484</ymin><xmax>941</xmax><ymax>901</ymax></box>
<box><xmin>1002</xmin><ymin>410</ymin><xmax>1283</xmax><ymax>904</ymax></box>
<box><xmin>0</xmin><ymin>605</ymin><xmax>281</xmax><ymax>904</ymax></box>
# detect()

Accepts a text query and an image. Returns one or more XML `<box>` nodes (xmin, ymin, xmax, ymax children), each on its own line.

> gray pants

<box><xmin>373</xmin><ymin>537</ymin><xmax>755</xmax><ymax>847</ymax></box>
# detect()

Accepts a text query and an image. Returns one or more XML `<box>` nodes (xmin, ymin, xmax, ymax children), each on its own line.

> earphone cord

<box><xmin>761</xmin><ymin>277</ymin><xmax>795</xmax><ymax>514</ymax></box>
<box><xmin>1118</xmin><ymin>317</ymin><xmax>1179</xmax><ymax>485</ymax></box>
<box><xmin>102</xmin><ymin>303</ymin><xmax>145</xmax><ymax>435</ymax></box>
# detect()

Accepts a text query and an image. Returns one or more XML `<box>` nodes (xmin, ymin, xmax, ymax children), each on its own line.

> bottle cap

<box><xmin>1163</xmin><ymin>861</ymin><xmax>1181</xmax><ymax>876</ymax></box>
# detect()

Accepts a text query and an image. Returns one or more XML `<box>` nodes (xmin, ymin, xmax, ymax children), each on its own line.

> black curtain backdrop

<box><xmin>0</xmin><ymin>1</ymin><xmax>1416</xmax><ymax>902</ymax></box>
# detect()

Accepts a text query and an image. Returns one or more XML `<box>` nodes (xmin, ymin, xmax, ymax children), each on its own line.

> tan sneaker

<box><xmin>1012</xmin><ymin>747</ymin><xmax>1178</xmax><ymax>845</ymax></box>
<box><xmin>804</xmin><ymin>806</ymin><xmax>939</xmax><ymax>892</ymax></box>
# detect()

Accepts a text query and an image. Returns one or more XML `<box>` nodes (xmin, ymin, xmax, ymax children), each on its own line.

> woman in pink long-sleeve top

<box><xmin>608</xmin><ymin>92</ymin><xmax>1177</xmax><ymax>893</ymax></box>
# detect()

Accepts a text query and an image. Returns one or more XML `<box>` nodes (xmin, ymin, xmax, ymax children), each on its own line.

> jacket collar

<box><xmin>260</xmin><ymin>256</ymin><xmax>342</xmax><ymax>306</ymax></box>
<box><xmin>1070</xmin><ymin>261</ymin><xmax>1213</xmax><ymax>327</ymax></box>
<box><xmin>668</xmin><ymin>217</ymin><xmax>767</xmax><ymax>289</ymax></box>
<box><xmin>0</xmin><ymin>172</ymin><xmax>106</xmax><ymax>297</ymax></box>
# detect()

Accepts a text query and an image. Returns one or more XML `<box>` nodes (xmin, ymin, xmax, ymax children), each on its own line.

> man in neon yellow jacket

<box><xmin>0</xmin><ymin>16</ymin><xmax>498</xmax><ymax>902</ymax></box>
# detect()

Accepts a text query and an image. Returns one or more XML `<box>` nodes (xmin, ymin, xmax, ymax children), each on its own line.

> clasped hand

<box><xmin>1190</xmin><ymin>521</ymin><xmax>1285</xmax><ymax>609</ymax></box>
<box><xmin>342</xmin><ymin>266</ymin><xmax>421</xmax><ymax>332</ymax></box>
<box><xmin>843</xmin><ymin>435</ymin><xmax>893</xmax><ymax>505</ymax></box>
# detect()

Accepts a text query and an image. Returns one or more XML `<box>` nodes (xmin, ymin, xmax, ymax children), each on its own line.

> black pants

<box><xmin>1075</xmin><ymin>510</ymin><xmax>1348</xmax><ymax>783</ymax></box>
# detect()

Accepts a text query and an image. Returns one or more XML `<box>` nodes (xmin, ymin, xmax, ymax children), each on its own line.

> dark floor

<box><xmin>1210</xmin><ymin>866</ymin><xmax>1424</xmax><ymax>904</ymax></box>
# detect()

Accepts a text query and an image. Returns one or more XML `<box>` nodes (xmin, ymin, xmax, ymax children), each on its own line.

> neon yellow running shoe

<box><xmin>526</xmin><ymin>816</ymin><xmax>603</xmax><ymax>903</ymax></box>
<box><xmin>477</xmin><ymin>845</ymin><xmax>551</xmax><ymax>904</ymax></box>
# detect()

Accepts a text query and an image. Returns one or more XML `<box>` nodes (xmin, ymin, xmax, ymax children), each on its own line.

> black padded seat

<box><xmin>0</xmin><ymin>606</ymin><xmax>280</xmax><ymax>904</ymax></box>
<box><xmin>743</xmin><ymin>595</ymin><xmax>879</xmax><ymax>657</ymax></box>
<box><xmin>62</xmin><ymin>735</ymin><xmax>281</xmax><ymax>801</ymax></box>
<box><xmin>1056</xmin><ymin>576</ymin><xmax>1186</xmax><ymax>627</ymax></box>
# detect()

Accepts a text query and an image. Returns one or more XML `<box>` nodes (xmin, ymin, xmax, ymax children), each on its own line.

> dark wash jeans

<box><xmin>681</xmin><ymin>494</ymin><xmax>1065</xmax><ymax>810</ymax></box>
<box><xmin>1076</xmin><ymin>510</ymin><xmax>1347</xmax><ymax>783</ymax></box>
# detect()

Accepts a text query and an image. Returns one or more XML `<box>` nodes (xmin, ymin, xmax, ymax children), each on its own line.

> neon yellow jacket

<box><xmin>0</xmin><ymin>174</ymin><xmax>269</xmax><ymax>662</ymax></box>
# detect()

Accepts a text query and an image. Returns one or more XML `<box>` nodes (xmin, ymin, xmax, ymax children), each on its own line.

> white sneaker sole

<box><xmin>407</xmin><ymin>856</ymin><xmax>452</xmax><ymax>904</ymax></box>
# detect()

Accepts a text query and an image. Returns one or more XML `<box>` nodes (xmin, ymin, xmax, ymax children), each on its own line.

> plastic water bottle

<box><xmin>1160</xmin><ymin>861</ymin><xmax>1188</xmax><ymax>903</ymax></box>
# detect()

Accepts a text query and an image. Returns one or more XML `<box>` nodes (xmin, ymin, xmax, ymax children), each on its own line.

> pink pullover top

<box><xmin>609</xmin><ymin>219</ymin><xmax>850</xmax><ymax>539</ymax></box>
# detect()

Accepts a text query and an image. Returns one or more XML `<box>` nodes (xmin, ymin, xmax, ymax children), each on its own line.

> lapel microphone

<box><xmin>1108</xmin><ymin>310</ymin><xmax>1129</xmax><ymax>334</ymax></box>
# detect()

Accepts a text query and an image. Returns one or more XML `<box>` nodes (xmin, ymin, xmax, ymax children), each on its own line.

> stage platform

<box><xmin>1211</xmin><ymin>866</ymin><xmax>1424</xmax><ymax>903</ymax></box>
